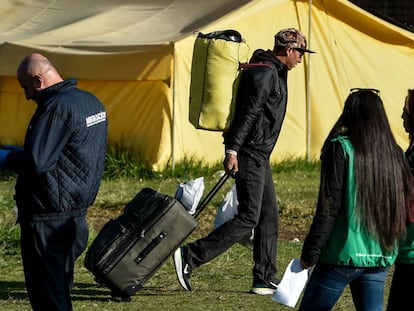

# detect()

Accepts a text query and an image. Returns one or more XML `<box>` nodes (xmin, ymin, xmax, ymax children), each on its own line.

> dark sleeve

<box><xmin>6</xmin><ymin>111</ymin><xmax>70</xmax><ymax>175</ymax></box>
<box><xmin>29</xmin><ymin>112</ymin><xmax>71</xmax><ymax>174</ymax></box>
<box><xmin>223</xmin><ymin>68</ymin><xmax>274</xmax><ymax>151</ymax></box>
<box><xmin>300</xmin><ymin>140</ymin><xmax>346</xmax><ymax>265</ymax></box>
<box><xmin>5</xmin><ymin>150</ymin><xmax>34</xmax><ymax>174</ymax></box>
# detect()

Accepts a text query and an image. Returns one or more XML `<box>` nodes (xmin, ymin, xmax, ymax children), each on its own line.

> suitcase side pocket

<box><xmin>85</xmin><ymin>219</ymin><xmax>128</xmax><ymax>273</ymax></box>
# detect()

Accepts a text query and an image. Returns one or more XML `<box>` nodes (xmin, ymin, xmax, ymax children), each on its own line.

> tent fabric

<box><xmin>175</xmin><ymin>0</ymin><xmax>414</xmax><ymax>167</ymax></box>
<box><xmin>0</xmin><ymin>0</ymin><xmax>413</xmax><ymax>170</ymax></box>
<box><xmin>0</xmin><ymin>77</ymin><xmax>173</xmax><ymax>168</ymax></box>
<box><xmin>0</xmin><ymin>0</ymin><xmax>250</xmax><ymax>80</ymax></box>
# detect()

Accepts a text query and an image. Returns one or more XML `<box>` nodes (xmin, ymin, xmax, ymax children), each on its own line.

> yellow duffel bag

<box><xmin>189</xmin><ymin>30</ymin><xmax>250</xmax><ymax>131</ymax></box>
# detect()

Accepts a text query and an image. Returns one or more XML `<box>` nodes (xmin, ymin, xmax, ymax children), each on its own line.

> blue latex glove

<box><xmin>0</xmin><ymin>149</ymin><xmax>12</xmax><ymax>171</ymax></box>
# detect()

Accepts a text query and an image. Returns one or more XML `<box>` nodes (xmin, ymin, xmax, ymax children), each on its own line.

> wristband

<box><xmin>225</xmin><ymin>149</ymin><xmax>237</xmax><ymax>156</ymax></box>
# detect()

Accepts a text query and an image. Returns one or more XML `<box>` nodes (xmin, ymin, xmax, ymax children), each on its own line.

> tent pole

<box><xmin>171</xmin><ymin>43</ymin><xmax>176</xmax><ymax>172</ymax></box>
<box><xmin>306</xmin><ymin>0</ymin><xmax>312</xmax><ymax>162</ymax></box>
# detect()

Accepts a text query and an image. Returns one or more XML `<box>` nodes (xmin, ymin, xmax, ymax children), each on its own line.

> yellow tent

<box><xmin>0</xmin><ymin>0</ymin><xmax>413</xmax><ymax>170</ymax></box>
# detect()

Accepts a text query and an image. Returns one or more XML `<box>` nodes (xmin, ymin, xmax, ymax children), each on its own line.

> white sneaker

<box><xmin>173</xmin><ymin>247</ymin><xmax>192</xmax><ymax>291</ymax></box>
<box><xmin>250</xmin><ymin>281</ymin><xmax>278</xmax><ymax>295</ymax></box>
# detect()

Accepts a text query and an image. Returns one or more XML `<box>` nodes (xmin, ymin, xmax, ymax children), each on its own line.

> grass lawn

<box><xmin>0</xmin><ymin>159</ymin><xmax>394</xmax><ymax>310</ymax></box>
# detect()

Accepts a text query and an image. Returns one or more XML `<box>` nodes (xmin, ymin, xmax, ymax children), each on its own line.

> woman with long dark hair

<box><xmin>298</xmin><ymin>89</ymin><xmax>414</xmax><ymax>311</ymax></box>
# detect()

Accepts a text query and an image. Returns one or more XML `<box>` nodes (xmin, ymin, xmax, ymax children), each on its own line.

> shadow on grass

<box><xmin>0</xmin><ymin>281</ymin><xmax>118</xmax><ymax>302</ymax></box>
<box><xmin>72</xmin><ymin>282</ymin><xmax>116</xmax><ymax>302</ymax></box>
<box><xmin>0</xmin><ymin>281</ymin><xmax>27</xmax><ymax>300</ymax></box>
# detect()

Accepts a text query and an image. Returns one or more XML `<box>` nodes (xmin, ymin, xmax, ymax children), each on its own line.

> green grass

<box><xmin>0</xmin><ymin>158</ymin><xmax>393</xmax><ymax>310</ymax></box>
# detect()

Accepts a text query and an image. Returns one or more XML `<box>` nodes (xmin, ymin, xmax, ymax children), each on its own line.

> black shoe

<box><xmin>173</xmin><ymin>246</ymin><xmax>192</xmax><ymax>291</ymax></box>
<box><xmin>250</xmin><ymin>280</ymin><xmax>279</xmax><ymax>295</ymax></box>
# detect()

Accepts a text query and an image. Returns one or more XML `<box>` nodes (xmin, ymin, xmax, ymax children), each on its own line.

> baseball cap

<box><xmin>274</xmin><ymin>28</ymin><xmax>316</xmax><ymax>53</ymax></box>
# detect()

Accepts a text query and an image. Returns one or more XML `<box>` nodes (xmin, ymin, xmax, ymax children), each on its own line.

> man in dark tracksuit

<box><xmin>174</xmin><ymin>28</ymin><xmax>315</xmax><ymax>294</ymax></box>
<box><xmin>0</xmin><ymin>53</ymin><xmax>107</xmax><ymax>310</ymax></box>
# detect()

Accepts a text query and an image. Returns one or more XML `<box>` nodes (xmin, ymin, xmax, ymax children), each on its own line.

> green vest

<box><xmin>319</xmin><ymin>136</ymin><xmax>397</xmax><ymax>267</ymax></box>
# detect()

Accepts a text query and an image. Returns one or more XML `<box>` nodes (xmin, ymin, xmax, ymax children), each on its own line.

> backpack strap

<box><xmin>239</xmin><ymin>62</ymin><xmax>274</xmax><ymax>70</ymax></box>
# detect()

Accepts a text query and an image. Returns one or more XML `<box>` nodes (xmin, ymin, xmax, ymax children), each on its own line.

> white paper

<box><xmin>272</xmin><ymin>258</ymin><xmax>309</xmax><ymax>308</ymax></box>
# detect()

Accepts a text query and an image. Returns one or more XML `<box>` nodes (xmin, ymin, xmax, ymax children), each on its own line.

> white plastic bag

<box><xmin>214</xmin><ymin>183</ymin><xmax>254</xmax><ymax>248</ymax></box>
<box><xmin>175</xmin><ymin>177</ymin><xmax>204</xmax><ymax>215</ymax></box>
<box><xmin>214</xmin><ymin>183</ymin><xmax>239</xmax><ymax>227</ymax></box>
<box><xmin>272</xmin><ymin>258</ymin><xmax>309</xmax><ymax>308</ymax></box>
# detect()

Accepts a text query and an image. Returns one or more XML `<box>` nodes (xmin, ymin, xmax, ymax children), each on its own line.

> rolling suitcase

<box><xmin>84</xmin><ymin>172</ymin><xmax>231</xmax><ymax>300</ymax></box>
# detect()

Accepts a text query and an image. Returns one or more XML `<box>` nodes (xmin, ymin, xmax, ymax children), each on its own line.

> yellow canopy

<box><xmin>0</xmin><ymin>0</ymin><xmax>413</xmax><ymax>170</ymax></box>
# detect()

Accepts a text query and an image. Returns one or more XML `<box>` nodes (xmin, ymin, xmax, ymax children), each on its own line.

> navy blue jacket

<box><xmin>6</xmin><ymin>78</ymin><xmax>107</xmax><ymax>222</ymax></box>
<box><xmin>223</xmin><ymin>49</ymin><xmax>288</xmax><ymax>165</ymax></box>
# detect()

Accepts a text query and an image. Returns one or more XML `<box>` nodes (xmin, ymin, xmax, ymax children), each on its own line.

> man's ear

<box><xmin>32</xmin><ymin>75</ymin><xmax>42</xmax><ymax>89</ymax></box>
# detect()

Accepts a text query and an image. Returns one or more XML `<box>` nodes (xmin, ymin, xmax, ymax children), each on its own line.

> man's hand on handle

<box><xmin>223</xmin><ymin>152</ymin><xmax>238</xmax><ymax>177</ymax></box>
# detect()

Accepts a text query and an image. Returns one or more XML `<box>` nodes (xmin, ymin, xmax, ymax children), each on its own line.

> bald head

<box><xmin>17</xmin><ymin>53</ymin><xmax>63</xmax><ymax>101</ymax></box>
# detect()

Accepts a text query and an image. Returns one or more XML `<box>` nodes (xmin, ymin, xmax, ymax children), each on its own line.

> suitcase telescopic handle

<box><xmin>193</xmin><ymin>170</ymin><xmax>234</xmax><ymax>219</ymax></box>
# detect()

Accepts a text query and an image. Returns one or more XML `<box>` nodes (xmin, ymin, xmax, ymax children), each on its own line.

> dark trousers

<box><xmin>187</xmin><ymin>154</ymin><xmax>279</xmax><ymax>284</ymax></box>
<box><xmin>386</xmin><ymin>263</ymin><xmax>414</xmax><ymax>311</ymax></box>
<box><xmin>20</xmin><ymin>214</ymin><xmax>89</xmax><ymax>311</ymax></box>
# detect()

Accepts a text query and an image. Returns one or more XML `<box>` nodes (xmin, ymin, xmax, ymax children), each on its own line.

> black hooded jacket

<box><xmin>223</xmin><ymin>49</ymin><xmax>288</xmax><ymax>165</ymax></box>
<box><xmin>6</xmin><ymin>78</ymin><xmax>108</xmax><ymax>222</ymax></box>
